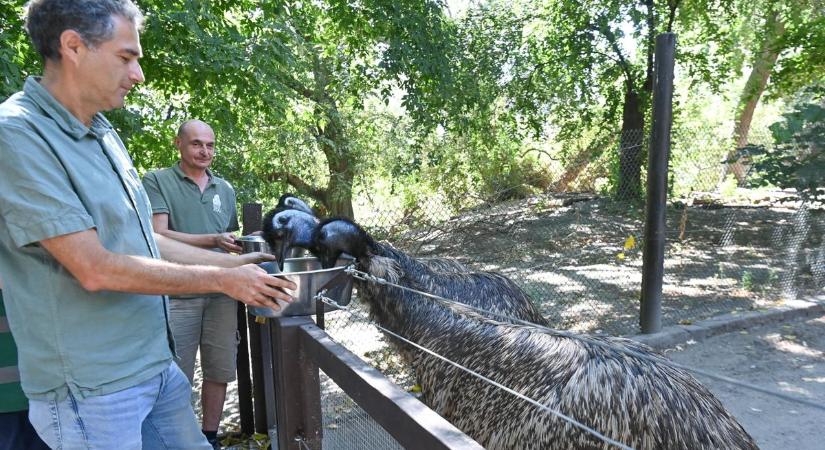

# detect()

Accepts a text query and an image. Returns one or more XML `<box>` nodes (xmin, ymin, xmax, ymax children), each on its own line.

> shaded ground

<box><xmin>389</xmin><ymin>193</ymin><xmax>824</xmax><ymax>335</ymax></box>
<box><xmin>666</xmin><ymin>313</ymin><xmax>825</xmax><ymax>450</ymax></box>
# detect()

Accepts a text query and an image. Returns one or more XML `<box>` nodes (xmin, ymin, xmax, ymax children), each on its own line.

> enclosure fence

<box><xmin>225</xmin><ymin>121</ymin><xmax>823</xmax><ymax>448</ymax></box>
<box><xmin>346</xmin><ymin>125</ymin><xmax>823</xmax><ymax>337</ymax></box>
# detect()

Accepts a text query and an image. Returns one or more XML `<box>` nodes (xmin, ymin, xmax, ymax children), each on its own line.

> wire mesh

<box><xmin>237</xmin><ymin>123</ymin><xmax>823</xmax><ymax>449</ymax></box>
<box><xmin>342</xmin><ymin>125</ymin><xmax>824</xmax><ymax>337</ymax></box>
<box><xmin>317</xmin><ymin>308</ymin><xmax>412</xmax><ymax>449</ymax></box>
<box><xmin>318</xmin><ymin>367</ymin><xmax>404</xmax><ymax>450</ymax></box>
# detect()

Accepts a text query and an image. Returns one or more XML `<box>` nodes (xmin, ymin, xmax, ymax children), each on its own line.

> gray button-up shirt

<box><xmin>0</xmin><ymin>77</ymin><xmax>173</xmax><ymax>400</ymax></box>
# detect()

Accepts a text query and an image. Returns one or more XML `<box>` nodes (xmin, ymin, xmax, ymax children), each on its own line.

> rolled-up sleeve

<box><xmin>141</xmin><ymin>172</ymin><xmax>169</xmax><ymax>215</ymax></box>
<box><xmin>0</xmin><ymin>125</ymin><xmax>95</xmax><ymax>247</ymax></box>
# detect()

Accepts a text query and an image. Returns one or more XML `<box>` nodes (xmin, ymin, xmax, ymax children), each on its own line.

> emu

<box><xmin>312</xmin><ymin>219</ymin><xmax>759</xmax><ymax>450</ymax></box>
<box><xmin>311</xmin><ymin>218</ymin><xmax>547</xmax><ymax>325</ymax></box>
<box><xmin>262</xmin><ymin>194</ymin><xmax>317</xmax><ymax>264</ymax></box>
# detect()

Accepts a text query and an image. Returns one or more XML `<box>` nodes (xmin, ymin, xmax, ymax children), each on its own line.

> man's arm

<box><xmin>153</xmin><ymin>232</ymin><xmax>270</xmax><ymax>268</ymax></box>
<box><xmin>40</xmin><ymin>229</ymin><xmax>294</xmax><ymax>309</ymax></box>
<box><xmin>152</xmin><ymin>213</ymin><xmax>242</xmax><ymax>253</ymax></box>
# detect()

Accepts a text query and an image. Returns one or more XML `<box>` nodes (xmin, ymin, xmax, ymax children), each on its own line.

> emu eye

<box><xmin>278</xmin><ymin>216</ymin><xmax>288</xmax><ymax>224</ymax></box>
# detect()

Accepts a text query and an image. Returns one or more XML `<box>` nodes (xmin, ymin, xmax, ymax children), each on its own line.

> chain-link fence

<box><xmin>335</xmin><ymin>125</ymin><xmax>824</xmax><ymax>338</ymax></box>
<box><xmin>226</xmin><ymin>124</ymin><xmax>823</xmax><ymax>448</ymax></box>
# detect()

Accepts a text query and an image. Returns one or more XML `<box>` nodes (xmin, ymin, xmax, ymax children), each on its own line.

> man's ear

<box><xmin>58</xmin><ymin>29</ymin><xmax>87</xmax><ymax>65</ymax></box>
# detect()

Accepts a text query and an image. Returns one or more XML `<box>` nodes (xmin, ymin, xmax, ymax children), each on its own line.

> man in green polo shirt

<box><xmin>142</xmin><ymin>120</ymin><xmax>244</xmax><ymax>448</ymax></box>
<box><xmin>0</xmin><ymin>1</ymin><xmax>294</xmax><ymax>449</ymax></box>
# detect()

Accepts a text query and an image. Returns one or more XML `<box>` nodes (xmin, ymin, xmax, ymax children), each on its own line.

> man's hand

<box><xmin>215</xmin><ymin>232</ymin><xmax>242</xmax><ymax>253</ymax></box>
<box><xmin>219</xmin><ymin>264</ymin><xmax>296</xmax><ymax>310</ymax></box>
<box><xmin>239</xmin><ymin>252</ymin><xmax>277</xmax><ymax>265</ymax></box>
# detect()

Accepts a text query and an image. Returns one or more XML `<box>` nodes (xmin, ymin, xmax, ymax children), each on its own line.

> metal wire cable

<box><xmin>343</xmin><ymin>266</ymin><xmax>825</xmax><ymax>413</ymax></box>
<box><xmin>315</xmin><ymin>293</ymin><xmax>635</xmax><ymax>450</ymax></box>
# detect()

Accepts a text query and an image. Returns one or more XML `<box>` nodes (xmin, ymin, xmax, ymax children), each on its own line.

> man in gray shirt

<box><xmin>143</xmin><ymin>120</ymin><xmax>244</xmax><ymax>447</ymax></box>
<box><xmin>0</xmin><ymin>1</ymin><xmax>294</xmax><ymax>448</ymax></box>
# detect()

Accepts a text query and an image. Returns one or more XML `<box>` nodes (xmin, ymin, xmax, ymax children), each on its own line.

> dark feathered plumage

<box><xmin>312</xmin><ymin>218</ymin><xmax>759</xmax><ymax>450</ymax></box>
<box><xmin>262</xmin><ymin>194</ymin><xmax>317</xmax><ymax>265</ymax></box>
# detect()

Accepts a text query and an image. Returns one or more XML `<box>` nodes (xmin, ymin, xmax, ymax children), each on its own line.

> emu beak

<box><xmin>270</xmin><ymin>239</ymin><xmax>285</xmax><ymax>272</ymax></box>
<box><xmin>318</xmin><ymin>253</ymin><xmax>338</xmax><ymax>269</ymax></box>
<box><xmin>278</xmin><ymin>231</ymin><xmax>293</xmax><ymax>272</ymax></box>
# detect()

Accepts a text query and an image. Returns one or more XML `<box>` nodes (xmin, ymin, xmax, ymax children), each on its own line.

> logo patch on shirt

<box><xmin>212</xmin><ymin>194</ymin><xmax>222</xmax><ymax>213</ymax></box>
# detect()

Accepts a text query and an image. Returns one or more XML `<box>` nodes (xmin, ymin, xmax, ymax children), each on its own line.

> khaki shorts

<box><xmin>169</xmin><ymin>295</ymin><xmax>239</xmax><ymax>384</ymax></box>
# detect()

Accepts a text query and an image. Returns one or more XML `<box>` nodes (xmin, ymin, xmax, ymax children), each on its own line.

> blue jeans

<box><xmin>28</xmin><ymin>363</ymin><xmax>211</xmax><ymax>449</ymax></box>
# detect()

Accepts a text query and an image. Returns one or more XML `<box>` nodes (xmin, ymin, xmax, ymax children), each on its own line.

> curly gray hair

<box><xmin>25</xmin><ymin>0</ymin><xmax>143</xmax><ymax>61</ymax></box>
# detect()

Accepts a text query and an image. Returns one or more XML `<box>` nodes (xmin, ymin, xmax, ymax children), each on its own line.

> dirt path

<box><xmin>665</xmin><ymin>314</ymin><xmax>825</xmax><ymax>450</ymax></box>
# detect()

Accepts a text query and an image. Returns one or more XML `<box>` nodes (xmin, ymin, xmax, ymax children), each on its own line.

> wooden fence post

<box><xmin>240</xmin><ymin>202</ymin><xmax>264</xmax><ymax>433</ymax></box>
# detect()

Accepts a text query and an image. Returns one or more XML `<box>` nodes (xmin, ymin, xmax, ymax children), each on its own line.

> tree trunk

<box><xmin>322</xmin><ymin>141</ymin><xmax>355</xmax><ymax>218</ymax></box>
<box><xmin>724</xmin><ymin>9</ymin><xmax>786</xmax><ymax>184</ymax></box>
<box><xmin>312</xmin><ymin>54</ymin><xmax>356</xmax><ymax>218</ymax></box>
<box><xmin>314</xmin><ymin>103</ymin><xmax>355</xmax><ymax>218</ymax></box>
<box><xmin>616</xmin><ymin>87</ymin><xmax>646</xmax><ymax>201</ymax></box>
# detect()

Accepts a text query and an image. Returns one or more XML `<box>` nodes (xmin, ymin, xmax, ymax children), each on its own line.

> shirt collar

<box><xmin>173</xmin><ymin>162</ymin><xmax>214</xmax><ymax>185</ymax></box>
<box><xmin>24</xmin><ymin>76</ymin><xmax>112</xmax><ymax>140</ymax></box>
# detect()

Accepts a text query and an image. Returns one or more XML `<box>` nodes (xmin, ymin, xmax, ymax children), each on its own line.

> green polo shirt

<box><xmin>143</xmin><ymin>164</ymin><xmax>239</xmax><ymax>299</ymax></box>
<box><xmin>142</xmin><ymin>163</ymin><xmax>239</xmax><ymax>239</ymax></box>
<box><xmin>0</xmin><ymin>77</ymin><xmax>174</xmax><ymax>401</ymax></box>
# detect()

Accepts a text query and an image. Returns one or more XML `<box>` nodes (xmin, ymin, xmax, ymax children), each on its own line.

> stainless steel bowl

<box><xmin>237</xmin><ymin>235</ymin><xmax>270</xmax><ymax>254</ymax></box>
<box><xmin>248</xmin><ymin>256</ymin><xmax>354</xmax><ymax>318</ymax></box>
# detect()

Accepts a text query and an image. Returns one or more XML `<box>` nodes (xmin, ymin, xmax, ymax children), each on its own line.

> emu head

<box><xmin>276</xmin><ymin>193</ymin><xmax>314</xmax><ymax>215</ymax></box>
<box><xmin>263</xmin><ymin>194</ymin><xmax>316</xmax><ymax>249</ymax></box>
<box><xmin>312</xmin><ymin>218</ymin><xmax>371</xmax><ymax>269</ymax></box>
<box><xmin>262</xmin><ymin>209</ymin><xmax>320</xmax><ymax>267</ymax></box>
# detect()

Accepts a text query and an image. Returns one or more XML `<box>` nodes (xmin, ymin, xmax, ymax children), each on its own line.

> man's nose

<box><xmin>130</xmin><ymin>60</ymin><xmax>145</xmax><ymax>84</ymax></box>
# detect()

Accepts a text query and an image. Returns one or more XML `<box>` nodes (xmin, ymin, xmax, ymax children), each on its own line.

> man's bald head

<box><xmin>175</xmin><ymin>120</ymin><xmax>216</xmax><ymax>173</ymax></box>
<box><xmin>176</xmin><ymin>119</ymin><xmax>213</xmax><ymax>140</ymax></box>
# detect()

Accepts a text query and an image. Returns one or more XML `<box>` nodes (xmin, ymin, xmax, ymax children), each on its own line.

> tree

<box><xmin>450</xmin><ymin>0</ymin><xmax>740</xmax><ymax>200</ymax></box>
<box><xmin>726</xmin><ymin>0</ymin><xmax>824</xmax><ymax>184</ymax></box>
<box><xmin>128</xmin><ymin>0</ymin><xmax>462</xmax><ymax>217</ymax></box>
<box><xmin>0</xmin><ymin>1</ymin><xmax>39</xmax><ymax>100</ymax></box>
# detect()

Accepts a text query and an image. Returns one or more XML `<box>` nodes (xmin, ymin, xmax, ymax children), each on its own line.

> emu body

<box><xmin>313</xmin><ymin>219</ymin><xmax>759</xmax><ymax>450</ymax></box>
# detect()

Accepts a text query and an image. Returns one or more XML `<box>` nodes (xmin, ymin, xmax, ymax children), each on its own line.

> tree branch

<box><xmin>278</xmin><ymin>73</ymin><xmax>319</xmax><ymax>103</ymax></box>
<box><xmin>644</xmin><ymin>0</ymin><xmax>656</xmax><ymax>92</ymax></box>
<box><xmin>591</xmin><ymin>22</ymin><xmax>635</xmax><ymax>90</ymax></box>
<box><xmin>667</xmin><ymin>0</ymin><xmax>681</xmax><ymax>33</ymax></box>
<box><xmin>264</xmin><ymin>171</ymin><xmax>325</xmax><ymax>201</ymax></box>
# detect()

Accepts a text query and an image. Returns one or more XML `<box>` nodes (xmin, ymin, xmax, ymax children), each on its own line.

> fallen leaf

<box><xmin>624</xmin><ymin>236</ymin><xmax>636</xmax><ymax>250</ymax></box>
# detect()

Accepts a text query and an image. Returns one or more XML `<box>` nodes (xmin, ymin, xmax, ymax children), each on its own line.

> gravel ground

<box><xmin>666</xmin><ymin>313</ymin><xmax>825</xmax><ymax>450</ymax></box>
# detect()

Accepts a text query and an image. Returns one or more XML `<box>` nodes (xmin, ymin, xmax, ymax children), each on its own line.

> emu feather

<box><xmin>312</xmin><ymin>218</ymin><xmax>759</xmax><ymax>450</ymax></box>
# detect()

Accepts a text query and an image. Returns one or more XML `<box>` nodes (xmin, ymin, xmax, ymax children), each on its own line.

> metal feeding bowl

<box><xmin>248</xmin><ymin>256</ymin><xmax>354</xmax><ymax>318</ymax></box>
